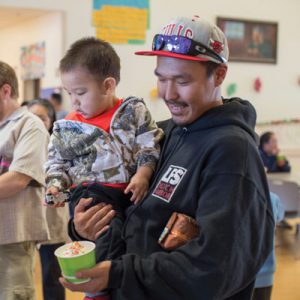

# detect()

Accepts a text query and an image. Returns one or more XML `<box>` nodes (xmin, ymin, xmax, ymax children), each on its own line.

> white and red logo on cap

<box><xmin>209</xmin><ymin>39</ymin><xmax>224</xmax><ymax>54</ymax></box>
<box><xmin>162</xmin><ymin>23</ymin><xmax>193</xmax><ymax>39</ymax></box>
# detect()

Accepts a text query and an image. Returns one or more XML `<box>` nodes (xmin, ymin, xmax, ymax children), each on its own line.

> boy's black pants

<box><xmin>68</xmin><ymin>182</ymin><xmax>131</xmax><ymax>262</ymax></box>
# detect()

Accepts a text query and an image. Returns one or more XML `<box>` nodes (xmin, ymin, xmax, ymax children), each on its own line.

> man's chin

<box><xmin>171</xmin><ymin>115</ymin><xmax>189</xmax><ymax>126</ymax></box>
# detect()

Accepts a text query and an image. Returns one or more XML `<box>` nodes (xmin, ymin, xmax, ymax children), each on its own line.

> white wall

<box><xmin>0</xmin><ymin>0</ymin><xmax>300</xmax><ymax>122</ymax></box>
<box><xmin>0</xmin><ymin>11</ymin><xmax>64</xmax><ymax>101</ymax></box>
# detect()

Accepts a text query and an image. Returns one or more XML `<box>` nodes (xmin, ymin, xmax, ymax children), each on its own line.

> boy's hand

<box><xmin>45</xmin><ymin>186</ymin><xmax>66</xmax><ymax>207</ymax></box>
<box><xmin>124</xmin><ymin>174</ymin><xmax>149</xmax><ymax>205</ymax></box>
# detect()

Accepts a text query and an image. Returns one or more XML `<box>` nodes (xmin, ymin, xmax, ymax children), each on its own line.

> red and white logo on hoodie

<box><xmin>152</xmin><ymin>165</ymin><xmax>187</xmax><ymax>202</ymax></box>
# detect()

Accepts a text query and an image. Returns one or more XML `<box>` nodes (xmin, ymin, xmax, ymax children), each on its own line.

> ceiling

<box><xmin>0</xmin><ymin>6</ymin><xmax>50</xmax><ymax>30</ymax></box>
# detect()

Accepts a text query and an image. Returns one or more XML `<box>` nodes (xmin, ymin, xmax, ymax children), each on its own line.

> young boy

<box><xmin>45</xmin><ymin>37</ymin><xmax>164</xmax><ymax>300</ymax></box>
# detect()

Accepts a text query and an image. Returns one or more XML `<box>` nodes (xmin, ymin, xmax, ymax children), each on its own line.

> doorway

<box><xmin>23</xmin><ymin>79</ymin><xmax>40</xmax><ymax>101</ymax></box>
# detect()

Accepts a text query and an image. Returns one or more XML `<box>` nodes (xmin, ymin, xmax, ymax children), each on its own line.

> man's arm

<box><xmin>0</xmin><ymin>171</ymin><xmax>32</xmax><ymax>199</ymax></box>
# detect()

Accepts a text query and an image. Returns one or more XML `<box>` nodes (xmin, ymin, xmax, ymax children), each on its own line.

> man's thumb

<box><xmin>76</xmin><ymin>265</ymin><xmax>98</xmax><ymax>279</ymax></box>
<box><xmin>75</xmin><ymin>198</ymin><xmax>93</xmax><ymax>213</ymax></box>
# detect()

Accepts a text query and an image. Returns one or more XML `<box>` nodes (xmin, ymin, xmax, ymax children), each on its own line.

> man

<box><xmin>61</xmin><ymin>16</ymin><xmax>274</xmax><ymax>300</ymax></box>
<box><xmin>49</xmin><ymin>92</ymin><xmax>68</xmax><ymax>120</ymax></box>
<box><xmin>0</xmin><ymin>61</ymin><xmax>50</xmax><ymax>299</ymax></box>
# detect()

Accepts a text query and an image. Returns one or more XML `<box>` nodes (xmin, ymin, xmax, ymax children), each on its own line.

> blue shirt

<box><xmin>255</xmin><ymin>192</ymin><xmax>285</xmax><ymax>288</ymax></box>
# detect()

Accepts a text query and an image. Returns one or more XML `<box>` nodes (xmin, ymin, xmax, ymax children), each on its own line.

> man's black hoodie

<box><xmin>73</xmin><ymin>98</ymin><xmax>274</xmax><ymax>300</ymax></box>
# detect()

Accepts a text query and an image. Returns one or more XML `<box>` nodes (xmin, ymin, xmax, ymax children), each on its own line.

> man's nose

<box><xmin>164</xmin><ymin>82</ymin><xmax>178</xmax><ymax>101</ymax></box>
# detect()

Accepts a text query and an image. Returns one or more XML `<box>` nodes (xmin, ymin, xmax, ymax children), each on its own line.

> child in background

<box><xmin>27</xmin><ymin>98</ymin><xmax>68</xmax><ymax>300</ymax></box>
<box><xmin>45</xmin><ymin>37</ymin><xmax>163</xmax><ymax>300</ymax></box>
<box><xmin>253</xmin><ymin>192</ymin><xmax>285</xmax><ymax>300</ymax></box>
<box><xmin>259</xmin><ymin>131</ymin><xmax>291</xmax><ymax>173</ymax></box>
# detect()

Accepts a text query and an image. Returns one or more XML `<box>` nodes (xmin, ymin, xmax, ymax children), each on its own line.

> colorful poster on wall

<box><xmin>93</xmin><ymin>0</ymin><xmax>149</xmax><ymax>44</ymax></box>
<box><xmin>20</xmin><ymin>41</ymin><xmax>45</xmax><ymax>80</ymax></box>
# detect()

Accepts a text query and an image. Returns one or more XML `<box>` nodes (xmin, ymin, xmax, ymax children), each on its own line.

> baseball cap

<box><xmin>135</xmin><ymin>15</ymin><xmax>229</xmax><ymax>64</ymax></box>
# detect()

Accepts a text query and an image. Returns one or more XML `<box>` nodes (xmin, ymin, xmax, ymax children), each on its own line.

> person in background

<box><xmin>253</xmin><ymin>192</ymin><xmax>285</xmax><ymax>300</ymax></box>
<box><xmin>27</xmin><ymin>98</ymin><xmax>69</xmax><ymax>300</ymax></box>
<box><xmin>61</xmin><ymin>16</ymin><xmax>274</xmax><ymax>300</ymax></box>
<box><xmin>259</xmin><ymin>131</ymin><xmax>291</xmax><ymax>173</ymax></box>
<box><xmin>49</xmin><ymin>92</ymin><xmax>68</xmax><ymax>120</ymax></box>
<box><xmin>0</xmin><ymin>61</ymin><xmax>49</xmax><ymax>299</ymax></box>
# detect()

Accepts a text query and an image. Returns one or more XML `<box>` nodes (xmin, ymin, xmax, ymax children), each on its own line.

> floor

<box><xmin>35</xmin><ymin>254</ymin><xmax>84</xmax><ymax>300</ymax></box>
<box><xmin>272</xmin><ymin>218</ymin><xmax>300</xmax><ymax>300</ymax></box>
<box><xmin>34</xmin><ymin>219</ymin><xmax>300</xmax><ymax>300</ymax></box>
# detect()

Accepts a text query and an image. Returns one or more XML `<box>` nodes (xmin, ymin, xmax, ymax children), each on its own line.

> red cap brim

<box><xmin>135</xmin><ymin>50</ymin><xmax>210</xmax><ymax>62</ymax></box>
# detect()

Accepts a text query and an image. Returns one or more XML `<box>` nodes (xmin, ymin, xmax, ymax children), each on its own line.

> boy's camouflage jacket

<box><xmin>45</xmin><ymin>96</ymin><xmax>164</xmax><ymax>190</ymax></box>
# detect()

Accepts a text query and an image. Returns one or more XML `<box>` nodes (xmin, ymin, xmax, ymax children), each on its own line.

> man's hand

<box><xmin>74</xmin><ymin>198</ymin><xmax>116</xmax><ymax>240</ymax></box>
<box><xmin>59</xmin><ymin>260</ymin><xmax>111</xmax><ymax>293</ymax></box>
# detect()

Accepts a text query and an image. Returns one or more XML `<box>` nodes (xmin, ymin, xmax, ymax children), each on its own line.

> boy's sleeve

<box><xmin>132</xmin><ymin>101</ymin><xmax>164</xmax><ymax>171</ymax></box>
<box><xmin>45</xmin><ymin>124</ymin><xmax>72</xmax><ymax>190</ymax></box>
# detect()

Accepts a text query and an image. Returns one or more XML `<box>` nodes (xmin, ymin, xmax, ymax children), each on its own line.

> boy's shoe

<box><xmin>83</xmin><ymin>296</ymin><xmax>110</xmax><ymax>300</ymax></box>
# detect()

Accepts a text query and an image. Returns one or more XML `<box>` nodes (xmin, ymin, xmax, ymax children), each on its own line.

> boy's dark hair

<box><xmin>60</xmin><ymin>37</ymin><xmax>121</xmax><ymax>84</ymax></box>
<box><xmin>259</xmin><ymin>131</ymin><xmax>274</xmax><ymax>149</ymax></box>
<box><xmin>50</xmin><ymin>92</ymin><xmax>62</xmax><ymax>105</ymax></box>
<box><xmin>0</xmin><ymin>61</ymin><xmax>19</xmax><ymax>99</ymax></box>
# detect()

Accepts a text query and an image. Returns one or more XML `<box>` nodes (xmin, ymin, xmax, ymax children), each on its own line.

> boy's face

<box><xmin>61</xmin><ymin>67</ymin><xmax>114</xmax><ymax>119</ymax></box>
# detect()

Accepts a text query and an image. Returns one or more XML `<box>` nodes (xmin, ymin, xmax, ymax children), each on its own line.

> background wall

<box><xmin>0</xmin><ymin>11</ymin><xmax>64</xmax><ymax>100</ymax></box>
<box><xmin>0</xmin><ymin>0</ymin><xmax>300</xmax><ymax>123</ymax></box>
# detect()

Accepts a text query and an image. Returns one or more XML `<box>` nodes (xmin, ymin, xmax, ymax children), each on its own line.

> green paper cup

<box><xmin>276</xmin><ymin>154</ymin><xmax>285</xmax><ymax>161</ymax></box>
<box><xmin>54</xmin><ymin>241</ymin><xmax>96</xmax><ymax>284</ymax></box>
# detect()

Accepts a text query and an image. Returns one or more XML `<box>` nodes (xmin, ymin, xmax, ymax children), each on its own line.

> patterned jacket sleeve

<box><xmin>45</xmin><ymin>124</ymin><xmax>73</xmax><ymax>190</ymax></box>
<box><xmin>131</xmin><ymin>101</ymin><xmax>164</xmax><ymax>171</ymax></box>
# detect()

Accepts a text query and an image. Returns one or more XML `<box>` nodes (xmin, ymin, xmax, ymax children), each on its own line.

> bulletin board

<box><xmin>92</xmin><ymin>0</ymin><xmax>149</xmax><ymax>44</ymax></box>
<box><xmin>20</xmin><ymin>41</ymin><xmax>45</xmax><ymax>80</ymax></box>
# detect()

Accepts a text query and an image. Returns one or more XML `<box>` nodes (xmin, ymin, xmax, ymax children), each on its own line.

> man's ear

<box><xmin>103</xmin><ymin>77</ymin><xmax>116</xmax><ymax>95</ymax></box>
<box><xmin>214</xmin><ymin>64</ymin><xmax>228</xmax><ymax>87</ymax></box>
<box><xmin>0</xmin><ymin>83</ymin><xmax>12</xmax><ymax>100</ymax></box>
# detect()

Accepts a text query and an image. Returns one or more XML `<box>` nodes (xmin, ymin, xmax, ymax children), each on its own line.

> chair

<box><xmin>267</xmin><ymin>179</ymin><xmax>300</xmax><ymax>217</ymax></box>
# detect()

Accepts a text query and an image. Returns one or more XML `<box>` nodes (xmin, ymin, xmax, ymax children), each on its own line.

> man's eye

<box><xmin>157</xmin><ymin>77</ymin><xmax>166</xmax><ymax>82</ymax></box>
<box><xmin>178</xmin><ymin>81</ymin><xmax>189</xmax><ymax>85</ymax></box>
<box><xmin>77</xmin><ymin>92</ymin><xmax>85</xmax><ymax>96</ymax></box>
